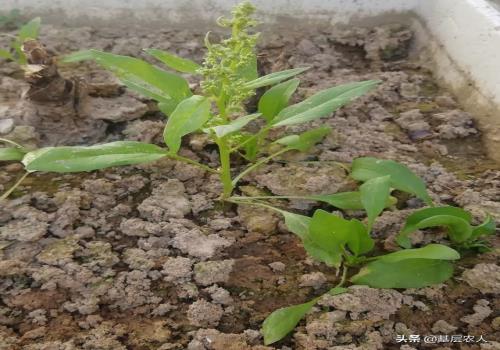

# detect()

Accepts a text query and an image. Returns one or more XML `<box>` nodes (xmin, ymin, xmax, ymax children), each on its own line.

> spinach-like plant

<box><xmin>0</xmin><ymin>2</ymin><xmax>378</xmax><ymax>201</ymax></box>
<box><xmin>257</xmin><ymin>157</ymin><xmax>495</xmax><ymax>345</ymax></box>
<box><xmin>0</xmin><ymin>16</ymin><xmax>41</xmax><ymax>64</ymax></box>
<box><xmin>0</xmin><ymin>3</ymin><xmax>495</xmax><ymax>347</ymax></box>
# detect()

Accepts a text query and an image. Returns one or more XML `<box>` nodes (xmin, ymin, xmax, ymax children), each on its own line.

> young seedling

<box><xmin>396</xmin><ymin>206</ymin><xmax>496</xmax><ymax>251</ymax></box>
<box><xmin>0</xmin><ymin>2</ymin><xmax>379</xmax><ymax>201</ymax></box>
<box><xmin>0</xmin><ymin>16</ymin><xmax>41</xmax><ymax>64</ymax></box>
<box><xmin>257</xmin><ymin>158</ymin><xmax>495</xmax><ymax>345</ymax></box>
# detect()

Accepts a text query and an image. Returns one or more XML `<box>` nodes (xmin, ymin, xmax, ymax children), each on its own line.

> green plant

<box><xmin>254</xmin><ymin>157</ymin><xmax>495</xmax><ymax>345</ymax></box>
<box><xmin>0</xmin><ymin>16</ymin><xmax>41</xmax><ymax>64</ymax></box>
<box><xmin>0</xmin><ymin>3</ymin><xmax>495</xmax><ymax>346</ymax></box>
<box><xmin>0</xmin><ymin>2</ymin><xmax>378</xmax><ymax>200</ymax></box>
<box><xmin>396</xmin><ymin>206</ymin><xmax>495</xmax><ymax>251</ymax></box>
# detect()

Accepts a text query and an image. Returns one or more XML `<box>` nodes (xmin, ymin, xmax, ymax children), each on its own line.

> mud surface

<box><xmin>1</xmin><ymin>23</ymin><xmax>499</xmax><ymax>350</ymax></box>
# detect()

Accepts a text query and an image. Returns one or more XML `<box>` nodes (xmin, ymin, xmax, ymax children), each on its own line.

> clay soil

<box><xmin>0</xmin><ymin>21</ymin><xmax>499</xmax><ymax>350</ymax></box>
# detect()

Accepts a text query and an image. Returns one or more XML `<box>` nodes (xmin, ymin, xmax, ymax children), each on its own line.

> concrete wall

<box><xmin>414</xmin><ymin>0</ymin><xmax>500</xmax><ymax>160</ymax></box>
<box><xmin>1</xmin><ymin>0</ymin><xmax>500</xmax><ymax>160</ymax></box>
<box><xmin>0</xmin><ymin>0</ymin><xmax>418</xmax><ymax>27</ymax></box>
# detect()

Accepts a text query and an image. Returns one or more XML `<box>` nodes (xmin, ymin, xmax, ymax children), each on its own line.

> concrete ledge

<box><xmin>0</xmin><ymin>1</ymin><xmax>418</xmax><ymax>27</ymax></box>
<box><xmin>414</xmin><ymin>0</ymin><xmax>500</xmax><ymax>161</ymax></box>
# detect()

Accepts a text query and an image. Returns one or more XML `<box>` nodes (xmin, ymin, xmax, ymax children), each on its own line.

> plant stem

<box><xmin>1</xmin><ymin>171</ymin><xmax>29</xmax><ymax>200</ymax></box>
<box><xmin>232</xmin><ymin>147</ymin><xmax>289</xmax><ymax>186</ymax></box>
<box><xmin>230</xmin><ymin>125</ymin><xmax>270</xmax><ymax>153</ymax></box>
<box><xmin>228</xmin><ymin>197</ymin><xmax>277</xmax><ymax>210</ymax></box>
<box><xmin>231</xmin><ymin>195</ymin><xmax>314</xmax><ymax>201</ymax></box>
<box><xmin>334</xmin><ymin>264</ymin><xmax>348</xmax><ymax>288</ymax></box>
<box><xmin>0</xmin><ymin>137</ymin><xmax>25</xmax><ymax>150</ymax></box>
<box><xmin>217</xmin><ymin>138</ymin><xmax>234</xmax><ymax>198</ymax></box>
<box><xmin>170</xmin><ymin>154</ymin><xmax>219</xmax><ymax>174</ymax></box>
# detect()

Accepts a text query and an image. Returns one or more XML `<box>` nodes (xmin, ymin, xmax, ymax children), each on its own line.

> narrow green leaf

<box><xmin>377</xmin><ymin>244</ymin><xmax>460</xmax><ymax>263</ymax></box>
<box><xmin>272</xmin><ymin>80</ymin><xmax>379</xmax><ymax>127</ymax></box>
<box><xmin>245</xmin><ymin>67</ymin><xmax>309</xmax><ymax>90</ymax></box>
<box><xmin>351</xmin><ymin>258</ymin><xmax>454</xmax><ymax>288</ymax></box>
<box><xmin>145</xmin><ymin>48</ymin><xmax>201</xmax><ymax>74</ymax></box>
<box><xmin>306</xmin><ymin>191</ymin><xmax>397</xmax><ymax>210</ymax></box>
<box><xmin>61</xmin><ymin>49</ymin><xmax>96</xmax><ymax>62</ymax></box>
<box><xmin>204</xmin><ymin>113</ymin><xmax>260</xmax><ymax>138</ymax></box>
<box><xmin>262</xmin><ymin>298</ymin><xmax>317</xmax><ymax>345</ymax></box>
<box><xmin>18</xmin><ymin>17</ymin><xmax>41</xmax><ymax>41</ymax></box>
<box><xmin>22</xmin><ymin>141</ymin><xmax>166</xmax><ymax>173</ymax></box>
<box><xmin>0</xmin><ymin>147</ymin><xmax>25</xmax><ymax>161</ymax></box>
<box><xmin>416</xmin><ymin>215</ymin><xmax>473</xmax><ymax>243</ymax></box>
<box><xmin>163</xmin><ymin>95</ymin><xmax>211</xmax><ymax>154</ymax></box>
<box><xmin>328</xmin><ymin>287</ymin><xmax>348</xmax><ymax>296</ymax></box>
<box><xmin>258</xmin><ymin>78</ymin><xmax>300</xmax><ymax>122</ymax></box>
<box><xmin>62</xmin><ymin>49</ymin><xmax>192</xmax><ymax>113</ymax></box>
<box><xmin>275</xmin><ymin>209</ymin><xmax>311</xmax><ymax>240</ymax></box>
<box><xmin>471</xmin><ymin>215</ymin><xmax>496</xmax><ymax>240</ymax></box>
<box><xmin>360</xmin><ymin>175</ymin><xmax>391</xmax><ymax>230</ymax></box>
<box><xmin>274</xmin><ymin>127</ymin><xmax>330</xmax><ymax>152</ymax></box>
<box><xmin>396</xmin><ymin>206</ymin><xmax>472</xmax><ymax>247</ymax></box>
<box><xmin>0</xmin><ymin>49</ymin><xmax>13</xmax><ymax>60</ymax></box>
<box><xmin>351</xmin><ymin>157</ymin><xmax>433</xmax><ymax>206</ymax></box>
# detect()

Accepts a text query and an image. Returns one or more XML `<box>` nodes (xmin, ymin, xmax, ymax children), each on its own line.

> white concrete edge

<box><xmin>414</xmin><ymin>0</ymin><xmax>500</xmax><ymax>160</ymax></box>
<box><xmin>0</xmin><ymin>0</ymin><xmax>418</xmax><ymax>26</ymax></box>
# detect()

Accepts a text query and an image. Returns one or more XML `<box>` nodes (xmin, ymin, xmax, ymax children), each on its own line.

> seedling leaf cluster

<box><xmin>0</xmin><ymin>16</ymin><xmax>41</xmax><ymax>64</ymax></box>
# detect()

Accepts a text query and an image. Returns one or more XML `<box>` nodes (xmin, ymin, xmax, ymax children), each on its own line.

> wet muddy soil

<box><xmin>0</xmin><ymin>22</ymin><xmax>499</xmax><ymax>350</ymax></box>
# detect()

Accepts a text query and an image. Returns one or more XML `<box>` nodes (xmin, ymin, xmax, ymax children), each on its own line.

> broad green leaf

<box><xmin>258</xmin><ymin>78</ymin><xmax>300</xmax><ymax>122</ymax></box>
<box><xmin>274</xmin><ymin>127</ymin><xmax>330</xmax><ymax>152</ymax></box>
<box><xmin>262</xmin><ymin>298</ymin><xmax>317</xmax><ymax>345</ymax></box>
<box><xmin>351</xmin><ymin>258</ymin><xmax>454</xmax><ymax>288</ymax></box>
<box><xmin>22</xmin><ymin>141</ymin><xmax>166</xmax><ymax>173</ymax></box>
<box><xmin>245</xmin><ymin>67</ymin><xmax>309</xmax><ymax>90</ymax></box>
<box><xmin>0</xmin><ymin>147</ymin><xmax>25</xmax><ymax>161</ymax></box>
<box><xmin>310</xmin><ymin>209</ymin><xmax>374</xmax><ymax>258</ymax></box>
<box><xmin>351</xmin><ymin>157</ymin><xmax>433</xmax><ymax>206</ymax></box>
<box><xmin>471</xmin><ymin>215</ymin><xmax>496</xmax><ymax>240</ymax></box>
<box><xmin>204</xmin><ymin>113</ymin><xmax>260</xmax><ymax>138</ymax></box>
<box><xmin>18</xmin><ymin>17</ymin><xmax>41</xmax><ymax>41</ymax></box>
<box><xmin>163</xmin><ymin>95</ymin><xmax>211</xmax><ymax>154</ymax></box>
<box><xmin>416</xmin><ymin>215</ymin><xmax>472</xmax><ymax>243</ymax></box>
<box><xmin>145</xmin><ymin>48</ymin><xmax>201</xmax><ymax>74</ymax></box>
<box><xmin>0</xmin><ymin>49</ymin><xmax>13</xmax><ymax>60</ymax></box>
<box><xmin>307</xmin><ymin>210</ymin><xmax>346</xmax><ymax>266</ymax></box>
<box><xmin>272</xmin><ymin>80</ymin><xmax>380</xmax><ymax>127</ymax></box>
<box><xmin>276</xmin><ymin>209</ymin><xmax>311</xmax><ymax>240</ymax></box>
<box><xmin>377</xmin><ymin>244</ymin><xmax>460</xmax><ymax>263</ymax></box>
<box><xmin>396</xmin><ymin>206</ymin><xmax>472</xmax><ymax>248</ymax></box>
<box><xmin>360</xmin><ymin>175</ymin><xmax>391</xmax><ymax>230</ymax></box>
<box><xmin>62</xmin><ymin>49</ymin><xmax>192</xmax><ymax>114</ymax></box>
<box><xmin>306</xmin><ymin>191</ymin><xmax>397</xmax><ymax>210</ymax></box>
<box><xmin>348</xmin><ymin>218</ymin><xmax>375</xmax><ymax>256</ymax></box>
